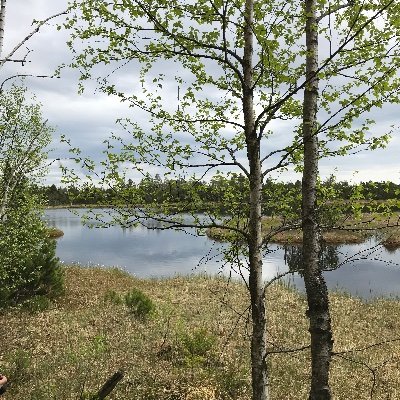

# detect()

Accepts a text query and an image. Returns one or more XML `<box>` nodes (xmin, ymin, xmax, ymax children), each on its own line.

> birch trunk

<box><xmin>302</xmin><ymin>0</ymin><xmax>333</xmax><ymax>399</ymax></box>
<box><xmin>0</xmin><ymin>0</ymin><xmax>6</xmax><ymax>59</ymax></box>
<box><xmin>243</xmin><ymin>0</ymin><xmax>269</xmax><ymax>399</ymax></box>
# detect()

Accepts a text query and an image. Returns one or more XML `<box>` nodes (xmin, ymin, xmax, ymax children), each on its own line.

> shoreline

<box><xmin>207</xmin><ymin>215</ymin><xmax>400</xmax><ymax>248</ymax></box>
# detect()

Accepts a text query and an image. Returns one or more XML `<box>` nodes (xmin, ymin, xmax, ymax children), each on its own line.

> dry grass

<box><xmin>208</xmin><ymin>214</ymin><xmax>400</xmax><ymax>247</ymax></box>
<box><xmin>381</xmin><ymin>228</ymin><xmax>400</xmax><ymax>251</ymax></box>
<box><xmin>47</xmin><ymin>227</ymin><xmax>64</xmax><ymax>238</ymax></box>
<box><xmin>1</xmin><ymin>266</ymin><xmax>400</xmax><ymax>399</ymax></box>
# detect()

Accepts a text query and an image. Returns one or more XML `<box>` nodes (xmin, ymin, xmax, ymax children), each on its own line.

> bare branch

<box><xmin>316</xmin><ymin>1</ymin><xmax>355</xmax><ymax>23</ymax></box>
<box><xmin>0</xmin><ymin>74</ymin><xmax>53</xmax><ymax>92</ymax></box>
<box><xmin>0</xmin><ymin>10</ymin><xmax>67</xmax><ymax>68</ymax></box>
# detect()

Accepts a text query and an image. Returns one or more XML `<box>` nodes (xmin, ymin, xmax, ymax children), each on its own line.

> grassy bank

<box><xmin>208</xmin><ymin>214</ymin><xmax>400</xmax><ymax>247</ymax></box>
<box><xmin>47</xmin><ymin>227</ymin><xmax>64</xmax><ymax>238</ymax></box>
<box><xmin>1</xmin><ymin>266</ymin><xmax>400</xmax><ymax>399</ymax></box>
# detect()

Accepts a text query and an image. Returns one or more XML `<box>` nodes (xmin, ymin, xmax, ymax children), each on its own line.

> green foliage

<box><xmin>21</xmin><ymin>295</ymin><xmax>52</xmax><ymax>313</ymax></box>
<box><xmin>177</xmin><ymin>327</ymin><xmax>217</xmax><ymax>369</ymax></box>
<box><xmin>0</xmin><ymin>85</ymin><xmax>63</xmax><ymax>307</ymax></box>
<box><xmin>0</xmin><ymin>201</ymin><xmax>64</xmax><ymax>306</ymax></box>
<box><xmin>0</xmin><ymin>85</ymin><xmax>53</xmax><ymax>215</ymax></box>
<box><xmin>61</xmin><ymin>0</ymin><xmax>400</xmax><ymax>229</ymax></box>
<box><xmin>103</xmin><ymin>289</ymin><xmax>123</xmax><ymax>305</ymax></box>
<box><xmin>124</xmin><ymin>288</ymin><xmax>155</xmax><ymax>319</ymax></box>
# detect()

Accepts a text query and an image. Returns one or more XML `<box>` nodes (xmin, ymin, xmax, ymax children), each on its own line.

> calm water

<box><xmin>44</xmin><ymin>209</ymin><xmax>400</xmax><ymax>298</ymax></box>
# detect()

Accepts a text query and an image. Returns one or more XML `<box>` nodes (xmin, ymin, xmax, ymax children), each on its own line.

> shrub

<box><xmin>103</xmin><ymin>289</ymin><xmax>123</xmax><ymax>305</ymax></box>
<box><xmin>124</xmin><ymin>288</ymin><xmax>155</xmax><ymax>319</ymax></box>
<box><xmin>176</xmin><ymin>328</ymin><xmax>217</xmax><ymax>370</ymax></box>
<box><xmin>215</xmin><ymin>363</ymin><xmax>250</xmax><ymax>398</ymax></box>
<box><xmin>22</xmin><ymin>295</ymin><xmax>51</xmax><ymax>313</ymax></box>
<box><xmin>0</xmin><ymin>196</ymin><xmax>64</xmax><ymax>307</ymax></box>
<box><xmin>179</xmin><ymin>328</ymin><xmax>216</xmax><ymax>358</ymax></box>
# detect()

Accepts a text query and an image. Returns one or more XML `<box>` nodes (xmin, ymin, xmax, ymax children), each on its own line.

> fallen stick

<box><xmin>95</xmin><ymin>370</ymin><xmax>124</xmax><ymax>399</ymax></box>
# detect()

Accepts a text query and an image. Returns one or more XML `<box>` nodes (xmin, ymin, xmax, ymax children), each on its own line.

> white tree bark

<box><xmin>302</xmin><ymin>0</ymin><xmax>333</xmax><ymax>398</ymax></box>
<box><xmin>0</xmin><ymin>0</ymin><xmax>6</xmax><ymax>59</ymax></box>
<box><xmin>243</xmin><ymin>0</ymin><xmax>269</xmax><ymax>399</ymax></box>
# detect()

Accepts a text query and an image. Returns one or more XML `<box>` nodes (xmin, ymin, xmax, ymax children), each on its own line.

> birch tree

<box><xmin>302</xmin><ymin>0</ymin><xmax>333</xmax><ymax>397</ymax></box>
<box><xmin>0</xmin><ymin>0</ymin><xmax>6</xmax><ymax>58</ymax></box>
<box><xmin>0</xmin><ymin>84</ymin><xmax>53</xmax><ymax>220</ymax></box>
<box><xmin>64</xmin><ymin>0</ymin><xmax>400</xmax><ymax>398</ymax></box>
<box><xmin>0</xmin><ymin>84</ymin><xmax>63</xmax><ymax>306</ymax></box>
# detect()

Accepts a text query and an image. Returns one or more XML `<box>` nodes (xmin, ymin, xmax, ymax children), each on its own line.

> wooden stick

<box><xmin>95</xmin><ymin>370</ymin><xmax>124</xmax><ymax>399</ymax></box>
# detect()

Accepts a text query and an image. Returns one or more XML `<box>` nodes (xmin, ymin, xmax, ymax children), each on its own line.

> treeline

<box><xmin>38</xmin><ymin>174</ymin><xmax>400</xmax><ymax>207</ymax></box>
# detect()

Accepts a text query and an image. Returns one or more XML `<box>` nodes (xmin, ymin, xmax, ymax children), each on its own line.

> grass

<box><xmin>207</xmin><ymin>214</ymin><xmax>400</xmax><ymax>247</ymax></box>
<box><xmin>1</xmin><ymin>266</ymin><xmax>400</xmax><ymax>399</ymax></box>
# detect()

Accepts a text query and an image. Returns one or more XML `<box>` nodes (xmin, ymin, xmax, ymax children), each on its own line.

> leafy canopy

<box><xmin>63</xmin><ymin>0</ymin><xmax>400</xmax><ymax>231</ymax></box>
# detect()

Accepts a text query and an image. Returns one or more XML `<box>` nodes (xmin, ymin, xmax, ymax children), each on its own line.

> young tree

<box><xmin>0</xmin><ymin>181</ymin><xmax>63</xmax><ymax>305</ymax></box>
<box><xmin>0</xmin><ymin>84</ymin><xmax>63</xmax><ymax>306</ymax></box>
<box><xmin>0</xmin><ymin>84</ymin><xmax>54</xmax><ymax>220</ymax></box>
<box><xmin>64</xmin><ymin>1</ymin><xmax>400</xmax><ymax>398</ymax></box>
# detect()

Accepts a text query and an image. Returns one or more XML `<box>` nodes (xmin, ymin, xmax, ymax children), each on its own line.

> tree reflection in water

<box><xmin>283</xmin><ymin>243</ymin><xmax>340</xmax><ymax>275</ymax></box>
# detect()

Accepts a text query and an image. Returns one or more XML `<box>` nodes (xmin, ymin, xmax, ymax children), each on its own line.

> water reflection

<box><xmin>44</xmin><ymin>209</ymin><xmax>400</xmax><ymax>298</ymax></box>
<box><xmin>283</xmin><ymin>244</ymin><xmax>340</xmax><ymax>274</ymax></box>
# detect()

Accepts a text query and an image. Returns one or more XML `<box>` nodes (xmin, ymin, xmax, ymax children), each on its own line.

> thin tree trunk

<box><xmin>243</xmin><ymin>0</ymin><xmax>269</xmax><ymax>399</ymax></box>
<box><xmin>0</xmin><ymin>0</ymin><xmax>6</xmax><ymax>59</ymax></box>
<box><xmin>302</xmin><ymin>0</ymin><xmax>333</xmax><ymax>399</ymax></box>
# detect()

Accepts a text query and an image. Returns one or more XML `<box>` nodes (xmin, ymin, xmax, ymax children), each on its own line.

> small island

<box><xmin>207</xmin><ymin>214</ymin><xmax>400</xmax><ymax>248</ymax></box>
<box><xmin>47</xmin><ymin>227</ymin><xmax>64</xmax><ymax>239</ymax></box>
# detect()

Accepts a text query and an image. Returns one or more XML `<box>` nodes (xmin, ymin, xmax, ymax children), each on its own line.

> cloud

<box><xmin>1</xmin><ymin>0</ymin><xmax>399</xmax><ymax>186</ymax></box>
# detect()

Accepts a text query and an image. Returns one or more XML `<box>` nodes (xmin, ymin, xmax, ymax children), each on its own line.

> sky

<box><xmin>1</xmin><ymin>0</ymin><xmax>400</xmax><ymax>186</ymax></box>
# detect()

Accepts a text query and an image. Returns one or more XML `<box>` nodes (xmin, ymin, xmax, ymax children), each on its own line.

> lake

<box><xmin>44</xmin><ymin>208</ymin><xmax>400</xmax><ymax>299</ymax></box>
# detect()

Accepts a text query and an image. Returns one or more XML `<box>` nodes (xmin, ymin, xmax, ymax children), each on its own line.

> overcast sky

<box><xmin>2</xmin><ymin>0</ymin><xmax>399</xmax><ymax>185</ymax></box>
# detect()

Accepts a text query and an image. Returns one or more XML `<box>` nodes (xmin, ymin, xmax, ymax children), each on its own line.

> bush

<box><xmin>103</xmin><ymin>289</ymin><xmax>123</xmax><ymax>305</ymax></box>
<box><xmin>177</xmin><ymin>328</ymin><xmax>217</xmax><ymax>369</ymax></box>
<box><xmin>179</xmin><ymin>328</ymin><xmax>216</xmax><ymax>358</ymax></box>
<box><xmin>0</xmin><ymin>195</ymin><xmax>64</xmax><ymax>306</ymax></box>
<box><xmin>124</xmin><ymin>288</ymin><xmax>155</xmax><ymax>319</ymax></box>
<box><xmin>22</xmin><ymin>295</ymin><xmax>51</xmax><ymax>313</ymax></box>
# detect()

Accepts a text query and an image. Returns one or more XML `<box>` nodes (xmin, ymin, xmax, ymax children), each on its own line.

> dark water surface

<box><xmin>44</xmin><ymin>209</ymin><xmax>400</xmax><ymax>299</ymax></box>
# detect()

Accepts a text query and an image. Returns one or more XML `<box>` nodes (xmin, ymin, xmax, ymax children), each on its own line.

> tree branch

<box><xmin>0</xmin><ymin>10</ymin><xmax>67</xmax><ymax>68</ymax></box>
<box><xmin>316</xmin><ymin>1</ymin><xmax>355</xmax><ymax>23</ymax></box>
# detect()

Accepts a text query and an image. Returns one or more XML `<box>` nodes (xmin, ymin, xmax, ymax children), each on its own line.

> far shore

<box><xmin>45</xmin><ymin>206</ymin><xmax>400</xmax><ymax>248</ymax></box>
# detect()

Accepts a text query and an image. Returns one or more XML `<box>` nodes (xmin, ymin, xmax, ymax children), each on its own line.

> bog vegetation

<box><xmin>1</xmin><ymin>266</ymin><xmax>400</xmax><ymax>400</ymax></box>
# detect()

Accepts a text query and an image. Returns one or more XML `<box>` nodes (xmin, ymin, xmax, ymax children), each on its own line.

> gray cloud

<box><xmin>1</xmin><ymin>0</ymin><xmax>399</xmax><ymax>185</ymax></box>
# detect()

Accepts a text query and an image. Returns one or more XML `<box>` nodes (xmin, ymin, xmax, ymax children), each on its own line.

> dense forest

<box><xmin>40</xmin><ymin>175</ymin><xmax>400</xmax><ymax>207</ymax></box>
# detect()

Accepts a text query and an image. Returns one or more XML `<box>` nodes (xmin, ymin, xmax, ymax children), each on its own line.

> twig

<box><xmin>0</xmin><ymin>10</ymin><xmax>67</xmax><ymax>68</ymax></box>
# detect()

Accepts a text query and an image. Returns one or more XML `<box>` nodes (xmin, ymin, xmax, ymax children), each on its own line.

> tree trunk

<box><xmin>302</xmin><ymin>1</ymin><xmax>333</xmax><ymax>399</ymax></box>
<box><xmin>0</xmin><ymin>0</ymin><xmax>6</xmax><ymax>59</ymax></box>
<box><xmin>243</xmin><ymin>0</ymin><xmax>269</xmax><ymax>399</ymax></box>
